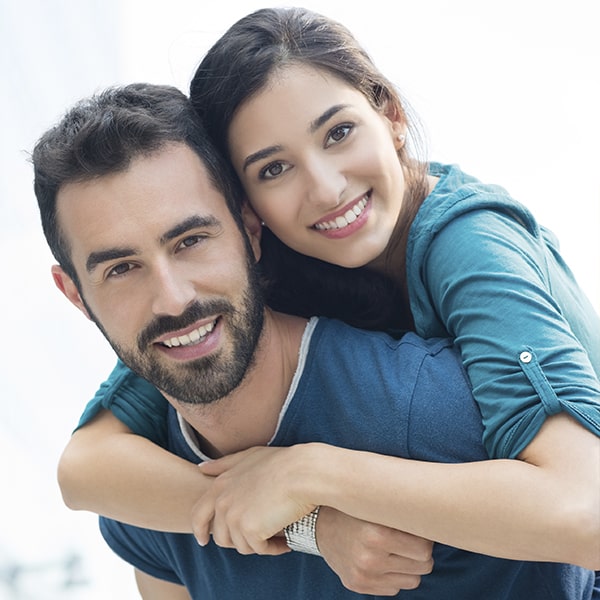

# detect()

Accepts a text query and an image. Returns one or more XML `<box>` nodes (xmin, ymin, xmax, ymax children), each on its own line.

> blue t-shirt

<box><xmin>78</xmin><ymin>163</ymin><xmax>600</xmax><ymax>460</ymax></box>
<box><xmin>407</xmin><ymin>163</ymin><xmax>600</xmax><ymax>458</ymax></box>
<box><xmin>100</xmin><ymin>318</ymin><xmax>597</xmax><ymax>599</ymax></box>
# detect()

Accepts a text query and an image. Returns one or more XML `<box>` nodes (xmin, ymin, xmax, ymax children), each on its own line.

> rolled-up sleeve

<box><xmin>76</xmin><ymin>360</ymin><xmax>169</xmax><ymax>447</ymax></box>
<box><xmin>413</xmin><ymin>207</ymin><xmax>600</xmax><ymax>458</ymax></box>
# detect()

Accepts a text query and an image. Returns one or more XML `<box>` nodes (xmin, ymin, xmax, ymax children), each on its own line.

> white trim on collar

<box><xmin>177</xmin><ymin>316</ymin><xmax>320</xmax><ymax>460</ymax></box>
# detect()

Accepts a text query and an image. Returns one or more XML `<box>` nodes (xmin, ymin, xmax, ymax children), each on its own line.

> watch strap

<box><xmin>283</xmin><ymin>506</ymin><xmax>321</xmax><ymax>555</ymax></box>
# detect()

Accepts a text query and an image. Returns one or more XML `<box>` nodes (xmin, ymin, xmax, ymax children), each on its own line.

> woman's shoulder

<box><xmin>411</xmin><ymin>162</ymin><xmax>540</xmax><ymax>246</ymax></box>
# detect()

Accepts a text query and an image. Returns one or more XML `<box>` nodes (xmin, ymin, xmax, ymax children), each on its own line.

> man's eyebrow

<box><xmin>159</xmin><ymin>215</ymin><xmax>221</xmax><ymax>245</ymax></box>
<box><xmin>85</xmin><ymin>215</ymin><xmax>221</xmax><ymax>274</ymax></box>
<box><xmin>86</xmin><ymin>247</ymin><xmax>137</xmax><ymax>274</ymax></box>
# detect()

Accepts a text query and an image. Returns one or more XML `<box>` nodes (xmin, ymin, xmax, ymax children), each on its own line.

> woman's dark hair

<box><xmin>190</xmin><ymin>7</ymin><xmax>430</xmax><ymax>331</ymax></box>
<box><xmin>260</xmin><ymin>228</ymin><xmax>408</xmax><ymax>334</ymax></box>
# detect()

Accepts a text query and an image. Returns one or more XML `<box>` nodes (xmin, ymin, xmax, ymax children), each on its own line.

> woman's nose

<box><xmin>304</xmin><ymin>159</ymin><xmax>346</xmax><ymax>209</ymax></box>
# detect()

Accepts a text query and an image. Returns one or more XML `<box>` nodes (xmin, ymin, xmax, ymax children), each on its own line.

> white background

<box><xmin>1</xmin><ymin>0</ymin><xmax>598</xmax><ymax>597</ymax></box>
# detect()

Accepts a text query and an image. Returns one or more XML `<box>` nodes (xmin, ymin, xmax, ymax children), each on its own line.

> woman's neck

<box><xmin>368</xmin><ymin>172</ymin><xmax>439</xmax><ymax>277</ymax></box>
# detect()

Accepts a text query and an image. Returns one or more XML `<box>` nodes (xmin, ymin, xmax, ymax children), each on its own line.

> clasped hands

<box><xmin>192</xmin><ymin>444</ymin><xmax>433</xmax><ymax>596</ymax></box>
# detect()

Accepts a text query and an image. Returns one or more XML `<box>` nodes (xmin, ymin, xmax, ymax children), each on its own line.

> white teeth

<box><xmin>162</xmin><ymin>320</ymin><xmax>216</xmax><ymax>348</ymax></box>
<box><xmin>314</xmin><ymin>197</ymin><xmax>368</xmax><ymax>231</ymax></box>
<box><xmin>344</xmin><ymin>209</ymin><xmax>357</xmax><ymax>223</ymax></box>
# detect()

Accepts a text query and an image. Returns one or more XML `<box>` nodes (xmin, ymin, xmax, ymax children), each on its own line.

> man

<box><xmin>32</xmin><ymin>83</ymin><xmax>598</xmax><ymax>599</ymax></box>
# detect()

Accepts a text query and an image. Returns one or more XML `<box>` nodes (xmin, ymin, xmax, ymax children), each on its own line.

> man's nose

<box><xmin>151</xmin><ymin>264</ymin><xmax>196</xmax><ymax>317</ymax></box>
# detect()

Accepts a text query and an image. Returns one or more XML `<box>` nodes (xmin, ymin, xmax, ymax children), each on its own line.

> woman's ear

<box><xmin>241</xmin><ymin>202</ymin><xmax>263</xmax><ymax>261</ymax></box>
<box><xmin>390</xmin><ymin>121</ymin><xmax>407</xmax><ymax>150</ymax></box>
<box><xmin>381</xmin><ymin>96</ymin><xmax>405</xmax><ymax>122</ymax></box>
<box><xmin>51</xmin><ymin>265</ymin><xmax>91</xmax><ymax>320</ymax></box>
<box><xmin>380</xmin><ymin>100</ymin><xmax>407</xmax><ymax>151</ymax></box>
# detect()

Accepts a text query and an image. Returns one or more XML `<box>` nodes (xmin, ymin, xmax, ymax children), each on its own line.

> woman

<box><xmin>57</xmin><ymin>5</ymin><xmax>600</xmax><ymax>590</ymax></box>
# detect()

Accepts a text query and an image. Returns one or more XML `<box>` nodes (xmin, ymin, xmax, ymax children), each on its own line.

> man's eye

<box><xmin>259</xmin><ymin>161</ymin><xmax>291</xmax><ymax>180</ymax></box>
<box><xmin>326</xmin><ymin>124</ymin><xmax>353</xmax><ymax>147</ymax></box>
<box><xmin>108</xmin><ymin>263</ymin><xmax>134</xmax><ymax>278</ymax></box>
<box><xmin>178</xmin><ymin>235</ymin><xmax>205</xmax><ymax>250</ymax></box>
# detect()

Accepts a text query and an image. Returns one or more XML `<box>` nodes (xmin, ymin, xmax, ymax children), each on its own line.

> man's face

<box><xmin>54</xmin><ymin>143</ymin><xmax>264</xmax><ymax>405</ymax></box>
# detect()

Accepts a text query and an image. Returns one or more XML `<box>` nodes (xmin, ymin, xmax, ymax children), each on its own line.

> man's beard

<box><xmin>86</xmin><ymin>262</ymin><xmax>265</xmax><ymax>405</ymax></box>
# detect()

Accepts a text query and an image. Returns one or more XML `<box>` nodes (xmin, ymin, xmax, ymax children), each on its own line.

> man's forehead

<box><xmin>55</xmin><ymin>144</ymin><xmax>236</xmax><ymax>252</ymax></box>
<box><xmin>58</xmin><ymin>143</ymin><xmax>230</xmax><ymax>213</ymax></box>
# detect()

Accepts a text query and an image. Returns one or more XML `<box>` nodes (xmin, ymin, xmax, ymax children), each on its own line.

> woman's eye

<box><xmin>326</xmin><ymin>124</ymin><xmax>353</xmax><ymax>147</ymax></box>
<box><xmin>259</xmin><ymin>161</ymin><xmax>291</xmax><ymax>180</ymax></box>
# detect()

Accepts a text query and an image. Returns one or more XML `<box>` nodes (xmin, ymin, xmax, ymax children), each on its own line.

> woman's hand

<box><xmin>193</xmin><ymin>445</ymin><xmax>314</xmax><ymax>555</ymax></box>
<box><xmin>192</xmin><ymin>444</ymin><xmax>434</xmax><ymax>595</ymax></box>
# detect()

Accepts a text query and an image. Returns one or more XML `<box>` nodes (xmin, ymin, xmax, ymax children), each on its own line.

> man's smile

<box><xmin>159</xmin><ymin>318</ymin><xmax>218</xmax><ymax>348</ymax></box>
<box><xmin>154</xmin><ymin>317</ymin><xmax>223</xmax><ymax>362</ymax></box>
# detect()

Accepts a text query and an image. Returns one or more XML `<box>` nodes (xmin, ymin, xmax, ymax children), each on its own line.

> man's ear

<box><xmin>51</xmin><ymin>265</ymin><xmax>91</xmax><ymax>320</ymax></box>
<box><xmin>241</xmin><ymin>202</ymin><xmax>262</xmax><ymax>261</ymax></box>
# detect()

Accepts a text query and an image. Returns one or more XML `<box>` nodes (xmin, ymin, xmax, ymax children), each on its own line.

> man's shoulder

<box><xmin>310</xmin><ymin>317</ymin><xmax>466</xmax><ymax>389</ymax></box>
<box><xmin>313</xmin><ymin>316</ymin><xmax>456</xmax><ymax>357</ymax></box>
<box><xmin>300</xmin><ymin>318</ymin><xmax>485</xmax><ymax>463</ymax></box>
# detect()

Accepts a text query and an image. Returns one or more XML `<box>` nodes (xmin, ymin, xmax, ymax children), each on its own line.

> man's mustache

<box><xmin>137</xmin><ymin>299</ymin><xmax>234</xmax><ymax>352</ymax></box>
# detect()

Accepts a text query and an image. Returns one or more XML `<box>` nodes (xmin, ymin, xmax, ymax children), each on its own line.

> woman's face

<box><xmin>227</xmin><ymin>65</ymin><xmax>407</xmax><ymax>269</ymax></box>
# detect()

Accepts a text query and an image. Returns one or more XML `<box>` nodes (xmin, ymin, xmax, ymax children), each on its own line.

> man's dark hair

<box><xmin>32</xmin><ymin>83</ymin><xmax>246</xmax><ymax>286</ymax></box>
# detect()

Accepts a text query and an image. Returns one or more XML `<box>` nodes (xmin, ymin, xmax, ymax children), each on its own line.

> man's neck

<box><xmin>169</xmin><ymin>309</ymin><xmax>309</xmax><ymax>457</ymax></box>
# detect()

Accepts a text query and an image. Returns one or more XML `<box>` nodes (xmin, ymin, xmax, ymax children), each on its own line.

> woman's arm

<box><xmin>57</xmin><ymin>410</ymin><xmax>210</xmax><ymax>532</ymax></box>
<box><xmin>58</xmin><ymin>409</ymin><xmax>435</xmax><ymax>595</ymax></box>
<box><xmin>195</xmin><ymin>413</ymin><xmax>600</xmax><ymax>569</ymax></box>
<box><xmin>412</xmin><ymin>207</ymin><xmax>600</xmax><ymax>459</ymax></box>
<box><xmin>324</xmin><ymin>413</ymin><xmax>600</xmax><ymax>568</ymax></box>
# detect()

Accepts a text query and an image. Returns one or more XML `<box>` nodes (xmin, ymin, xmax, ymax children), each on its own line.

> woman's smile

<box><xmin>228</xmin><ymin>64</ymin><xmax>407</xmax><ymax>268</ymax></box>
<box><xmin>312</xmin><ymin>192</ymin><xmax>371</xmax><ymax>238</ymax></box>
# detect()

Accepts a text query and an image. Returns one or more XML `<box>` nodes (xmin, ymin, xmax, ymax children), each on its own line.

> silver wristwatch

<box><xmin>283</xmin><ymin>506</ymin><xmax>321</xmax><ymax>555</ymax></box>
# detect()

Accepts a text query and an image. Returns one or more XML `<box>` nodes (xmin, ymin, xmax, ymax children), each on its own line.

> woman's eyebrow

<box><xmin>241</xmin><ymin>105</ymin><xmax>349</xmax><ymax>172</ymax></box>
<box><xmin>309</xmin><ymin>104</ymin><xmax>347</xmax><ymax>134</ymax></box>
<box><xmin>242</xmin><ymin>145</ymin><xmax>284</xmax><ymax>172</ymax></box>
